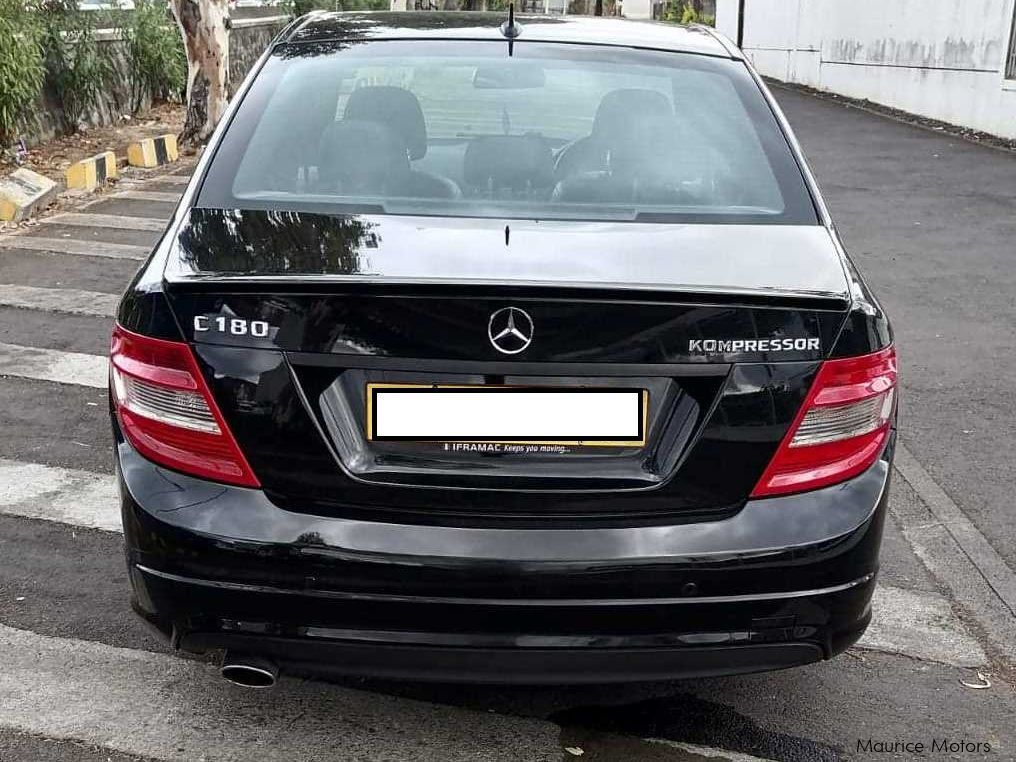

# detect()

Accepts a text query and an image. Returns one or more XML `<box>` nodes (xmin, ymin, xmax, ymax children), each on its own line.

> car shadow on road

<box><xmin>306</xmin><ymin>672</ymin><xmax>843</xmax><ymax>761</ymax></box>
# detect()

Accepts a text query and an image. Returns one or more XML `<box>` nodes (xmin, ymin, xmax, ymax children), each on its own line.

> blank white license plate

<box><xmin>367</xmin><ymin>385</ymin><xmax>647</xmax><ymax>446</ymax></box>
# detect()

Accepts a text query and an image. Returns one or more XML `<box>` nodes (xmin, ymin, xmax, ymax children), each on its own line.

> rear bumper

<box><xmin>179</xmin><ymin>627</ymin><xmax>831</xmax><ymax>684</ymax></box>
<box><xmin>135</xmin><ymin>568</ymin><xmax>867</xmax><ymax>683</ymax></box>
<box><xmin>119</xmin><ymin>435</ymin><xmax>893</xmax><ymax>683</ymax></box>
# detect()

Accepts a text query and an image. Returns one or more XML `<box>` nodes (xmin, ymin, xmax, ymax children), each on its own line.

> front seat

<box><xmin>317</xmin><ymin>119</ymin><xmax>413</xmax><ymax>195</ymax></box>
<box><xmin>340</xmin><ymin>86</ymin><xmax>460</xmax><ymax>199</ymax></box>
<box><xmin>552</xmin><ymin>114</ymin><xmax>700</xmax><ymax>207</ymax></box>
<box><xmin>554</xmin><ymin>88</ymin><xmax>674</xmax><ymax>180</ymax></box>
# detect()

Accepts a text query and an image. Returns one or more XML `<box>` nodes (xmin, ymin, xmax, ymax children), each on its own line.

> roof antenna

<box><xmin>500</xmin><ymin>3</ymin><xmax>521</xmax><ymax>56</ymax></box>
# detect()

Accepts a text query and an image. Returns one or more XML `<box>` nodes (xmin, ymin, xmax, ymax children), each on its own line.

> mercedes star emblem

<box><xmin>488</xmin><ymin>307</ymin><xmax>534</xmax><ymax>355</ymax></box>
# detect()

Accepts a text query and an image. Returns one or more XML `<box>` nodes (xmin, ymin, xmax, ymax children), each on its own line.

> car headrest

<box><xmin>343</xmin><ymin>86</ymin><xmax>427</xmax><ymax>161</ymax></box>
<box><xmin>318</xmin><ymin>119</ymin><xmax>410</xmax><ymax>194</ymax></box>
<box><xmin>606</xmin><ymin>114</ymin><xmax>685</xmax><ymax>175</ymax></box>
<box><xmin>592</xmin><ymin>88</ymin><xmax>673</xmax><ymax>142</ymax></box>
<box><xmin>463</xmin><ymin>135</ymin><xmax>555</xmax><ymax>190</ymax></box>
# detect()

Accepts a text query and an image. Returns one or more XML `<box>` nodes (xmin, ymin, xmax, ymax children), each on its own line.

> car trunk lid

<box><xmin>165</xmin><ymin>208</ymin><xmax>849</xmax><ymax>302</ymax></box>
<box><xmin>161</xmin><ymin>209</ymin><xmax>850</xmax><ymax>524</ymax></box>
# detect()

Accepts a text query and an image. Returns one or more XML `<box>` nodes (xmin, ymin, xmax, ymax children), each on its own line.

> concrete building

<box><xmin>716</xmin><ymin>0</ymin><xmax>1016</xmax><ymax>140</ymax></box>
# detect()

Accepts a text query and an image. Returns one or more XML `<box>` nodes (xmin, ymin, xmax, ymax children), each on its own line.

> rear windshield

<box><xmin>198</xmin><ymin>40</ymin><xmax>817</xmax><ymax>224</ymax></box>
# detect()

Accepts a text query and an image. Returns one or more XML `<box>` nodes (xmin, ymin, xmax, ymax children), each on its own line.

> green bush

<box><xmin>661</xmin><ymin>0</ymin><xmax>714</xmax><ymax>26</ymax></box>
<box><xmin>40</xmin><ymin>0</ymin><xmax>112</xmax><ymax>131</ymax></box>
<box><xmin>123</xmin><ymin>0</ymin><xmax>186</xmax><ymax>111</ymax></box>
<box><xmin>0</xmin><ymin>0</ymin><xmax>46</xmax><ymax>147</ymax></box>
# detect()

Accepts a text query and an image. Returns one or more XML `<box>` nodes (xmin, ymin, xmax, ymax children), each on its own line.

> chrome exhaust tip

<box><xmin>220</xmin><ymin>652</ymin><xmax>278</xmax><ymax>689</ymax></box>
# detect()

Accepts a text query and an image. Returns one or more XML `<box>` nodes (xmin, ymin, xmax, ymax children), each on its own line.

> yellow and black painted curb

<box><xmin>66</xmin><ymin>151</ymin><xmax>117</xmax><ymax>191</ymax></box>
<box><xmin>127</xmin><ymin>134</ymin><xmax>179</xmax><ymax>169</ymax></box>
<box><xmin>0</xmin><ymin>167</ymin><xmax>58</xmax><ymax>222</ymax></box>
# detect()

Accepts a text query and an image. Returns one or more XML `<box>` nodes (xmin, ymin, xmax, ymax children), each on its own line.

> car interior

<box><xmin>231</xmin><ymin>54</ymin><xmax>786</xmax><ymax>219</ymax></box>
<box><xmin>309</xmin><ymin>84</ymin><xmax>715</xmax><ymax>206</ymax></box>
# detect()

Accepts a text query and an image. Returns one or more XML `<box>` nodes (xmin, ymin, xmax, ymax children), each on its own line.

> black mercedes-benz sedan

<box><xmin>110</xmin><ymin>11</ymin><xmax>896</xmax><ymax>686</ymax></box>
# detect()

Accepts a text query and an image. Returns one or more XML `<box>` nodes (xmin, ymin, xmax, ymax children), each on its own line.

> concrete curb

<box><xmin>895</xmin><ymin>444</ymin><xmax>1016</xmax><ymax>617</ymax></box>
<box><xmin>0</xmin><ymin>168</ymin><xmax>58</xmax><ymax>222</ymax></box>
<box><xmin>891</xmin><ymin>457</ymin><xmax>1016</xmax><ymax>665</ymax></box>
<box><xmin>66</xmin><ymin>151</ymin><xmax>117</xmax><ymax>191</ymax></box>
<box><xmin>127</xmin><ymin>134</ymin><xmax>179</xmax><ymax>168</ymax></box>
<box><xmin>768</xmin><ymin>80</ymin><xmax>1016</xmax><ymax>158</ymax></box>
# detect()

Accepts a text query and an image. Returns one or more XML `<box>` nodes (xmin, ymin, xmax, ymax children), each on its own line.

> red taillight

<box><xmin>752</xmin><ymin>346</ymin><xmax>897</xmax><ymax>498</ymax></box>
<box><xmin>110</xmin><ymin>324</ymin><xmax>260</xmax><ymax>488</ymax></box>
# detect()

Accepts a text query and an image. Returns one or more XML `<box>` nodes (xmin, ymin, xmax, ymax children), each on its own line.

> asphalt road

<box><xmin>776</xmin><ymin>85</ymin><xmax>1016</xmax><ymax>572</ymax></box>
<box><xmin>0</xmin><ymin>88</ymin><xmax>1013</xmax><ymax>762</ymax></box>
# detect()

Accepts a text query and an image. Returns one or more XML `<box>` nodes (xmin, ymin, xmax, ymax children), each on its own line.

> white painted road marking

<box><xmin>0</xmin><ymin>283</ymin><xmax>118</xmax><ymax>317</ymax></box>
<box><xmin>0</xmin><ymin>459</ymin><xmax>119</xmax><ymax>531</ymax></box>
<box><xmin>0</xmin><ymin>342</ymin><xmax>107</xmax><ymax>388</ymax></box>
<box><xmin>856</xmin><ymin>584</ymin><xmax>987</xmax><ymax>667</ymax></box>
<box><xmin>113</xmin><ymin>190</ymin><xmax>181</xmax><ymax>203</ymax></box>
<box><xmin>0</xmin><ymin>236</ymin><xmax>147</xmax><ymax>260</ymax></box>
<box><xmin>39</xmin><ymin>212</ymin><xmax>167</xmax><ymax>233</ymax></box>
<box><xmin>152</xmin><ymin>175</ymin><xmax>190</xmax><ymax>186</ymax></box>
<box><xmin>0</xmin><ymin>623</ymin><xmax>561</xmax><ymax>762</ymax></box>
<box><xmin>645</xmin><ymin>738</ymin><xmax>775</xmax><ymax>761</ymax></box>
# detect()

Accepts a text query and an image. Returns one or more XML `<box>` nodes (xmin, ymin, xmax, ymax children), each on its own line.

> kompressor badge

<box><xmin>689</xmin><ymin>338</ymin><xmax>821</xmax><ymax>353</ymax></box>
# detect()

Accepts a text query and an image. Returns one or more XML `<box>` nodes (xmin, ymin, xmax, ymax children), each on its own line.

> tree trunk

<box><xmin>171</xmin><ymin>0</ymin><xmax>230</xmax><ymax>147</ymax></box>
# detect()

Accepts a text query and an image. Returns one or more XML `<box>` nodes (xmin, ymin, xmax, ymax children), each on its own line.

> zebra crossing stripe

<box><xmin>0</xmin><ymin>284</ymin><xmax>118</xmax><ymax>317</ymax></box>
<box><xmin>112</xmin><ymin>190</ymin><xmax>181</xmax><ymax>203</ymax></box>
<box><xmin>153</xmin><ymin>175</ymin><xmax>190</xmax><ymax>186</ymax></box>
<box><xmin>0</xmin><ymin>459</ymin><xmax>119</xmax><ymax>532</ymax></box>
<box><xmin>0</xmin><ymin>342</ymin><xmax>107</xmax><ymax>388</ymax></box>
<box><xmin>0</xmin><ymin>236</ymin><xmax>148</xmax><ymax>260</ymax></box>
<box><xmin>0</xmin><ymin>623</ymin><xmax>563</xmax><ymax>762</ymax></box>
<box><xmin>39</xmin><ymin>212</ymin><xmax>166</xmax><ymax>233</ymax></box>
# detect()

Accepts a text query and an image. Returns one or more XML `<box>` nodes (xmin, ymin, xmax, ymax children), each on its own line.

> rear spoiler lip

<box><xmin>161</xmin><ymin>275</ymin><xmax>851</xmax><ymax>311</ymax></box>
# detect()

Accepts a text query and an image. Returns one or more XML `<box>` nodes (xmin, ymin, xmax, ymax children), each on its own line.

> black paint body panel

<box><xmin>167</xmin><ymin>208</ymin><xmax>849</xmax><ymax>301</ymax></box>
<box><xmin>171</xmin><ymin>289</ymin><xmax>844</xmax><ymax>364</ymax></box>
<box><xmin>121</xmin><ymin>208</ymin><xmax>894</xmax><ymax>534</ymax></box>
<box><xmin>153</xmin><ymin>207</ymin><xmax>874</xmax><ymax>518</ymax></box>
<box><xmin>177</xmin><ymin>326</ymin><xmax>823</xmax><ymax>520</ymax></box>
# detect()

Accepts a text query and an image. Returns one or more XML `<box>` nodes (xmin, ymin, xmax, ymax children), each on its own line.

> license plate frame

<box><xmin>366</xmin><ymin>384</ymin><xmax>648</xmax><ymax>447</ymax></box>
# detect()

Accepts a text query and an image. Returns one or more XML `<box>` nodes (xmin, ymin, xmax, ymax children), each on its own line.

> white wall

<box><xmin>716</xmin><ymin>0</ymin><xmax>1016</xmax><ymax>140</ymax></box>
<box><xmin>623</xmin><ymin>0</ymin><xmax>654</xmax><ymax>20</ymax></box>
<box><xmin>715</xmin><ymin>0</ymin><xmax>739</xmax><ymax>41</ymax></box>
